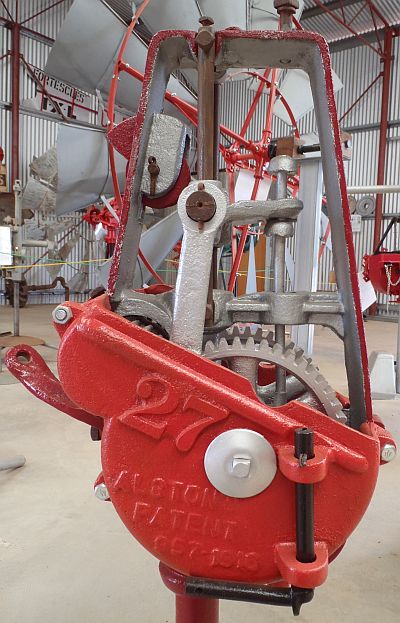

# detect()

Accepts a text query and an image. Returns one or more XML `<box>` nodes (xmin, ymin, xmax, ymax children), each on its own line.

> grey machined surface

<box><xmin>171</xmin><ymin>180</ymin><xmax>228</xmax><ymax>352</ymax></box>
<box><xmin>227</xmin><ymin>291</ymin><xmax>344</xmax><ymax>337</ymax></box>
<box><xmin>140</xmin><ymin>115</ymin><xmax>189</xmax><ymax>197</ymax></box>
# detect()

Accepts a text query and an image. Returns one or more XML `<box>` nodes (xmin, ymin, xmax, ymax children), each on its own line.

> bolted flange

<box><xmin>268</xmin><ymin>155</ymin><xmax>297</xmax><ymax>176</ymax></box>
<box><xmin>204</xmin><ymin>429</ymin><xmax>277</xmax><ymax>498</ymax></box>
<box><xmin>52</xmin><ymin>305</ymin><xmax>73</xmax><ymax>325</ymax></box>
<box><xmin>265</xmin><ymin>220</ymin><xmax>294</xmax><ymax>238</ymax></box>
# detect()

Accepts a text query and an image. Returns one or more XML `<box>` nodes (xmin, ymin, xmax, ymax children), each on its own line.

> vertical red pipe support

<box><xmin>11</xmin><ymin>20</ymin><xmax>21</xmax><ymax>186</ymax></box>
<box><xmin>160</xmin><ymin>564</ymin><xmax>219</xmax><ymax>623</ymax></box>
<box><xmin>176</xmin><ymin>595</ymin><xmax>219</xmax><ymax>623</ymax></box>
<box><xmin>373</xmin><ymin>28</ymin><xmax>394</xmax><ymax>252</ymax></box>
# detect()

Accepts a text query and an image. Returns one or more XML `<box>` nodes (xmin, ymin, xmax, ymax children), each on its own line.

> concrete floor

<box><xmin>0</xmin><ymin>304</ymin><xmax>399</xmax><ymax>623</ymax></box>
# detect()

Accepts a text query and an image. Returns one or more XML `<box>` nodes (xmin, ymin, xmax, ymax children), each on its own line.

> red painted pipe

<box><xmin>159</xmin><ymin>562</ymin><xmax>219</xmax><ymax>623</ymax></box>
<box><xmin>160</xmin><ymin>563</ymin><xmax>219</xmax><ymax>623</ymax></box>
<box><xmin>176</xmin><ymin>595</ymin><xmax>219</xmax><ymax>623</ymax></box>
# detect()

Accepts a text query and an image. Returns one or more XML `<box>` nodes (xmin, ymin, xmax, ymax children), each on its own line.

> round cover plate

<box><xmin>204</xmin><ymin>428</ymin><xmax>277</xmax><ymax>498</ymax></box>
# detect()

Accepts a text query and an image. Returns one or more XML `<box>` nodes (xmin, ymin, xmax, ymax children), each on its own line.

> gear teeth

<box><xmin>232</xmin><ymin>336</ymin><xmax>243</xmax><ymax>350</ymax></box>
<box><xmin>218</xmin><ymin>337</ymin><xmax>229</xmax><ymax>351</ymax></box>
<box><xmin>245</xmin><ymin>337</ymin><xmax>255</xmax><ymax>350</ymax></box>
<box><xmin>203</xmin><ymin>334</ymin><xmax>345</xmax><ymax>422</ymax></box>
<box><xmin>294</xmin><ymin>348</ymin><xmax>305</xmax><ymax>361</ymax></box>
<box><xmin>272</xmin><ymin>342</ymin><xmax>283</xmax><ymax>355</ymax></box>
<box><xmin>267</xmin><ymin>334</ymin><xmax>275</xmax><ymax>347</ymax></box>
<box><xmin>204</xmin><ymin>340</ymin><xmax>215</xmax><ymax>355</ymax></box>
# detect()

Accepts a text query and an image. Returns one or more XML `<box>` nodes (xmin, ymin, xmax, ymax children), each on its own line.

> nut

<box><xmin>230</xmin><ymin>457</ymin><xmax>252</xmax><ymax>478</ymax></box>
<box><xmin>186</xmin><ymin>190</ymin><xmax>216</xmax><ymax>223</ymax></box>
<box><xmin>381</xmin><ymin>443</ymin><xmax>397</xmax><ymax>463</ymax></box>
<box><xmin>52</xmin><ymin>305</ymin><xmax>73</xmax><ymax>325</ymax></box>
<box><xmin>199</xmin><ymin>16</ymin><xmax>214</xmax><ymax>27</ymax></box>
<box><xmin>94</xmin><ymin>483</ymin><xmax>110</xmax><ymax>501</ymax></box>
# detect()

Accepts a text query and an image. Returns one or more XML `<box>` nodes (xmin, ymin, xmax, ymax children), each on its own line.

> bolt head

<box><xmin>52</xmin><ymin>305</ymin><xmax>73</xmax><ymax>325</ymax></box>
<box><xmin>230</xmin><ymin>456</ymin><xmax>252</xmax><ymax>478</ymax></box>
<box><xmin>381</xmin><ymin>443</ymin><xmax>397</xmax><ymax>463</ymax></box>
<box><xmin>94</xmin><ymin>483</ymin><xmax>110</xmax><ymax>501</ymax></box>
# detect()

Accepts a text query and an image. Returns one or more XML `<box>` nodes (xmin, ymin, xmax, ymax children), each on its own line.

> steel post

<box><xmin>274</xmin><ymin>235</ymin><xmax>287</xmax><ymax>405</ymax></box>
<box><xmin>291</xmin><ymin>157</ymin><xmax>323</xmax><ymax>354</ymax></box>
<box><xmin>13</xmin><ymin>281</ymin><xmax>20</xmax><ymax>336</ymax></box>
<box><xmin>373</xmin><ymin>28</ymin><xmax>394</xmax><ymax>253</ymax></box>
<box><xmin>11</xmin><ymin>21</ymin><xmax>20</xmax><ymax>187</ymax></box>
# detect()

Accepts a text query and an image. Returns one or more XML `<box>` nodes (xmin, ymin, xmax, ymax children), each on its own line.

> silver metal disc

<box><xmin>356</xmin><ymin>195</ymin><xmax>375</xmax><ymax>216</ymax></box>
<box><xmin>204</xmin><ymin>429</ymin><xmax>277</xmax><ymax>499</ymax></box>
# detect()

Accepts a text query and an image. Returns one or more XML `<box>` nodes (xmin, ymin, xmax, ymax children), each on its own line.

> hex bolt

<box><xmin>381</xmin><ymin>443</ymin><xmax>397</xmax><ymax>463</ymax></box>
<box><xmin>230</xmin><ymin>456</ymin><xmax>252</xmax><ymax>478</ymax></box>
<box><xmin>52</xmin><ymin>305</ymin><xmax>73</xmax><ymax>325</ymax></box>
<box><xmin>94</xmin><ymin>483</ymin><xmax>110</xmax><ymax>501</ymax></box>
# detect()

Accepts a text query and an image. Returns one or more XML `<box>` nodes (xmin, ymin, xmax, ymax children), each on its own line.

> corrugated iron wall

<box><xmin>219</xmin><ymin>36</ymin><xmax>400</xmax><ymax>317</ymax></box>
<box><xmin>1</xmin><ymin>3</ymin><xmax>399</xmax><ymax>313</ymax></box>
<box><xmin>0</xmin><ymin>0</ymin><xmax>99</xmax><ymax>306</ymax></box>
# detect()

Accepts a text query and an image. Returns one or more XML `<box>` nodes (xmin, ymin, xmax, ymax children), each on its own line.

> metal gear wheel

<box><xmin>203</xmin><ymin>327</ymin><xmax>346</xmax><ymax>424</ymax></box>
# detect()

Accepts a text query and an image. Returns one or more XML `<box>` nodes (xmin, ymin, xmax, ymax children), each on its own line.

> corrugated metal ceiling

<box><xmin>302</xmin><ymin>1</ymin><xmax>400</xmax><ymax>42</ymax></box>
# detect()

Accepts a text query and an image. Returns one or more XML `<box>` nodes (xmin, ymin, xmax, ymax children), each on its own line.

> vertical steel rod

<box><xmin>274</xmin><ymin>236</ymin><xmax>287</xmax><ymax>405</ymax></box>
<box><xmin>13</xmin><ymin>281</ymin><xmax>20</xmax><ymax>336</ymax></box>
<box><xmin>196</xmin><ymin>18</ymin><xmax>215</xmax><ymax>180</ymax></box>
<box><xmin>273</xmin><ymin>169</ymin><xmax>288</xmax><ymax>405</ymax></box>
<box><xmin>294</xmin><ymin>428</ymin><xmax>316</xmax><ymax>564</ymax></box>
<box><xmin>196</xmin><ymin>17</ymin><xmax>216</xmax><ymax>325</ymax></box>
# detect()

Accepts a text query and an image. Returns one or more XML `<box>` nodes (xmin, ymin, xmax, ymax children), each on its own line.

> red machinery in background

<box><xmin>363</xmin><ymin>216</ymin><xmax>400</xmax><ymax>301</ymax></box>
<box><xmin>4</xmin><ymin>2</ymin><xmax>397</xmax><ymax>622</ymax></box>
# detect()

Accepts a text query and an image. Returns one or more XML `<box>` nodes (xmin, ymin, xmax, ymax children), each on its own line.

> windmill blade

<box><xmin>22</xmin><ymin>178</ymin><xmax>56</xmax><ymax>213</ymax></box>
<box><xmin>29</xmin><ymin>146</ymin><xmax>58</xmax><ymax>184</ymax></box>
<box><xmin>55</xmin><ymin>123</ymin><xmax>126</xmax><ymax>215</ymax></box>
<box><xmin>136</xmin><ymin>1</ymin><xmax>303</xmax><ymax>90</ymax></box>
<box><xmin>58</xmin><ymin>232</ymin><xmax>81</xmax><ymax>262</ymax></box>
<box><xmin>137</xmin><ymin>0</ymin><xmax>304</xmax><ymax>33</ymax></box>
<box><xmin>273</xmin><ymin>68</ymin><xmax>343</xmax><ymax>124</ymax></box>
<box><xmin>98</xmin><ymin>208</ymin><xmax>183</xmax><ymax>288</ymax></box>
<box><xmin>68</xmin><ymin>243</ymin><xmax>91</xmax><ymax>293</ymax></box>
<box><xmin>45</xmin><ymin>0</ymin><xmax>195</xmax><ymax>118</ymax></box>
